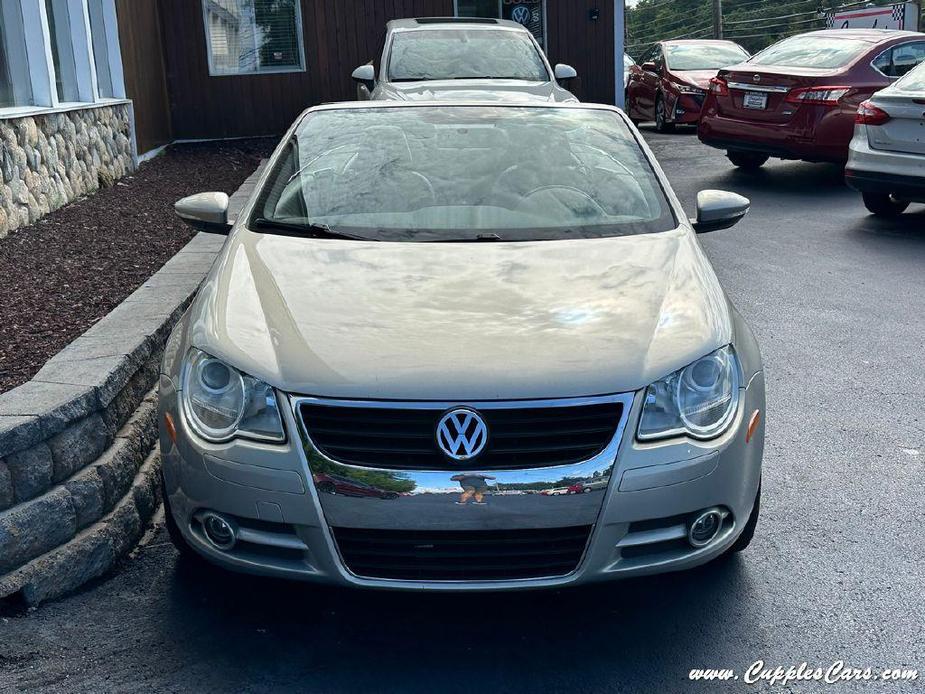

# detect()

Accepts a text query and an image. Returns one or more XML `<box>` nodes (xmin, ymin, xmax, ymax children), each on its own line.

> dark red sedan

<box><xmin>699</xmin><ymin>29</ymin><xmax>925</xmax><ymax>168</ymax></box>
<box><xmin>626</xmin><ymin>39</ymin><xmax>749</xmax><ymax>132</ymax></box>
<box><xmin>314</xmin><ymin>473</ymin><xmax>400</xmax><ymax>500</ymax></box>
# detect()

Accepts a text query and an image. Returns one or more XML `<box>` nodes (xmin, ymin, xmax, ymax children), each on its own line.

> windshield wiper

<box><xmin>437</xmin><ymin>233</ymin><xmax>505</xmax><ymax>243</ymax></box>
<box><xmin>250</xmin><ymin>218</ymin><xmax>371</xmax><ymax>241</ymax></box>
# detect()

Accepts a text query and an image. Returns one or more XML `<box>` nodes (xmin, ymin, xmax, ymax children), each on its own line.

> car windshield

<box><xmin>894</xmin><ymin>61</ymin><xmax>925</xmax><ymax>91</ymax></box>
<box><xmin>388</xmin><ymin>29</ymin><xmax>548</xmax><ymax>82</ymax></box>
<box><xmin>665</xmin><ymin>43</ymin><xmax>748</xmax><ymax>70</ymax></box>
<box><xmin>252</xmin><ymin>106</ymin><xmax>676</xmax><ymax>242</ymax></box>
<box><xmin>749</xmin><ymin>35</ymin><xmax>872</xmax><ymax>69</ymax></box>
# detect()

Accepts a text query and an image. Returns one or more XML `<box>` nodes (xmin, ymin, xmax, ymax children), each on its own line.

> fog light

<box><xmin>688</xmin><ymin>509</ymin><xmax>723</xmax><ymax>548</ymax></box>
<box><xmin>201</xmin><ymin>512</ymin><xmax>236</xmax><ymax>550</ymax></box>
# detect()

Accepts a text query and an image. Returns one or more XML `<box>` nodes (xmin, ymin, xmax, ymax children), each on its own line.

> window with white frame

<box><xmin>0</xmin><ymin>2</ymin><xmax>34</xmax><ymax>108</ymax></box>
<box><xmin>45</xmin><ymin>0</ymin><xmax>80</xmax><ymax>102</ymax></box>
<box><xmin>0</xmin><ymin>0</ymin><xmax>125</xmax><ymax>115</ymax></box>
<box><xmin>202</xmin><ymin>0</ymin><xmax>305</xmax><ymax>76</ymax></box>
<box><xmin>88</xmin><ymin>0</ymin><xmax>115</xmax><ymax>97</ymax></box>
<box><xmin>456</xmin><ymin>0</ymin><xmax>547</xmax><ymax>49</ymax></box>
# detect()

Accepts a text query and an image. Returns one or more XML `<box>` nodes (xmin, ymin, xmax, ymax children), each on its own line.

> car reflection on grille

<box><xmin>332</xmin><ymin>525</ymin><xmax>593</xmax><ymax>581</ymax></box>
<box><xmin>298</xmin><ymin>400</ymin><xmax>624</xmax><ymax>471</ymax></box>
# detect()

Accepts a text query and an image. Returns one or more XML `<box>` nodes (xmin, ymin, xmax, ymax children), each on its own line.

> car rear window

<box><xmin>894</xmin><ymin>60</ymin><xmax>925</xmax><ymax>91</ymax></box>
<box><xmin>749</xmin><ymin>35</ymin><xmax>872</xmax><ymax>69</ymax></box>
<box><xmin>388</xmin><ymin>29</ymin><xmax>548</xmax><ymax>82</ymax></box>
<box><xmin>665</xmin><ymin>43</ymin><xmax>748</xmax><ymax>71</ymax></box>
<box><xmin>253</xmin><ymin>106</ymin><xmax>677</xmax><ymax>242</ymax></box>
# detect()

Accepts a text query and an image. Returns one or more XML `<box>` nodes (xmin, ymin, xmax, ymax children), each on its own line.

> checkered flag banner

<box><xmin>825</xmin><ymin>12</ymin><xmax>835</xmax><ymax>28</ymax></box>
<box><xmin>891</xmin><ymin>3</ymin><xmax>906</xmax><ymax>28</ymax></box>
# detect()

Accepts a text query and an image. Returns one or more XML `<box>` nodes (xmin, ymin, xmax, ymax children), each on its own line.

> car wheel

<box><xmin>582</xmin><ymin>487</ymin><xmax>592</xmax><ymax>493</ymax></box>
<box><xmin>862</xmin><ymin>192</ymin><xmax>909</xmax><ymax>217</ymax></box>
<box><xmin>161</xmin><ymin>472</ymin><xmax>206</xmax><ymax>565</ymax></box>
<box><xmin>728</xmin><ymin>482</ymin><xmax>761</xmax><ymax>554</ymax></box>
<box><xmin>626</xmin><ymin>93</ymin><xmax>640</xmax><ymax>124</ymax></box>
<box><xmin>654</xmin><ymin>95</ymin><xmax>674</xmax><ymax>133</ymax></box>
<box><xmin>726</xmin><ymin>150</ymin><xmax>768</xmax><ymax>170</ymax></box>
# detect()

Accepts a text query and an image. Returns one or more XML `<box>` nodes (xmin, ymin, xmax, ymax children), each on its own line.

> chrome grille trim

<box><xmin>292</xmin><ymin>394</ymin><xmax>630</xmax><ymax>472</ymax></box>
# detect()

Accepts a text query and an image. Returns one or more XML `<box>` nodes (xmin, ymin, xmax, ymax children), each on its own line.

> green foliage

<box><xmin>626</xmin><ymin>0</ymin><xmax>886</xmax><ymax>59</ymax></box>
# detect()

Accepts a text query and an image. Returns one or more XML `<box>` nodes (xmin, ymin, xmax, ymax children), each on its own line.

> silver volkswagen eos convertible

<box><xmin>161</xmin><ymin>101</ymin><xmax>765</xmax><ymax>590</ymax></box>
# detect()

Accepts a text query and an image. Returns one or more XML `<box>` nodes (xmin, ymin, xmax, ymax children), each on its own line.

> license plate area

<box><xmin>743</xmin><ymin>91</ymin><xmax>768</xmax><ymax>110</ymax></box>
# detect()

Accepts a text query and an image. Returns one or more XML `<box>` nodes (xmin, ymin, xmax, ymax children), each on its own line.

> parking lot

<box><xmin>2</xmin><ymin>127</ymin><xmax>923</xmax><ymax>693</ymax></box>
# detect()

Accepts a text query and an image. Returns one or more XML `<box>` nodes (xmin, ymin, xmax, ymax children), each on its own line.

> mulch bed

<box><xmin>0</xmin><ymin>138</ymin><xmax>276</xmax><ymax>395</ymax></box>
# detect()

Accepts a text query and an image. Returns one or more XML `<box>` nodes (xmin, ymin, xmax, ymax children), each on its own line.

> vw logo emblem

<box><xmin>511</xmin><ymin>5</ymin><xmax>532</xmax><ymax>25</ymax></box>
<box><xmin>436</xmin><ymin>408</ymin><xmax>488</xmax><ymax>461</ymax></box>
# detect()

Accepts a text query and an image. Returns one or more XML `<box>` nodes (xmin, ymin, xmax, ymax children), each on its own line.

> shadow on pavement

<box><xmin>161</xmin><ymin>552</ymin><xmax>760</xmax><ymax>688</ymax></box>
<box><xmin>713</xmin><ymin>162</ymin><xmax>849</xmax><ymax>198</ymax></box>
<box><xmin>848</xmin><ymin>208</ymin><xmax>925</xmax><ymax>243</ymax></box>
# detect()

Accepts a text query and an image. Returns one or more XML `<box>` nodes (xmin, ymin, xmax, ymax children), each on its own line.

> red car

<box><xmin>626</xmin><ymin>39</ymin><xmax>750</xmax><ymax>132</ymax></box>
<box><xmin>314</xmin><ymin>473</ymin><xmax>399</xmax><ymax>500</ymax></box>
<box><xmin>699</xmin><ymin>29</ymin><xmax>925</xmax><ymax>168</ymax></box>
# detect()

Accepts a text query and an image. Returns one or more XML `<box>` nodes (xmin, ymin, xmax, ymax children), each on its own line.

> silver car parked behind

<box><xmin>164</xmin><ymin>101</ymin><xmax>765</xmax><ymax>590</ymax></box>
<box><xmin>351</xmin><ymin>18</ymin><xmax>578</xmax><ymax>103</ymax></box>
<box><xmin>846</xmin><ymin>60</ymin><xmax>925</xmax><ymax>216</ymax></box>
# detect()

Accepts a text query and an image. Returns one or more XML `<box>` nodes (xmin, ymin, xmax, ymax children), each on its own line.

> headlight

<box><xmin>637</xmin><ymin>346</ymin><xmax>740</xmax><ymax>441</ymax></box>
<box><xmin>180</xmin><ymin>348</ymin><xmax>285</xmax><ymax>443</ymax></box>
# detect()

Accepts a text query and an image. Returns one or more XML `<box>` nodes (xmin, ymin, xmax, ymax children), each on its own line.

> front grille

<box><xmin>299</xmin><ymin>401</ymin><xmax>623</xmax><ymax>470</ymax></box>
<box><xmin>332</xmin><ymin>526</ymin><xmax>592</xmax><ymax>581</ymax></box>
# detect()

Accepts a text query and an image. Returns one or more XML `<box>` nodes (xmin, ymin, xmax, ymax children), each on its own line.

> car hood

<box><xmin>673</xmin><ymin>69</ymin><xmax>719</xmax><ymax>89</ymax></box>
<box><xmin>375</xmin><ymin>79</ymin><xmax>576</xmax><ymax>103</ymax></box>
<box><xmin>188</xmin><ymin>227</ymin><xmax>732</xmax><ymax>400</ymax></box>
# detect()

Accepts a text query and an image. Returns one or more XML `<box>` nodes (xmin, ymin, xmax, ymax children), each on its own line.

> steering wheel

<box><xmin>514</xmin><ymin>185</ymin><xmax>608</xmax><ymax>216</ymax></box>
<box><xmin>339</xmin><ymin>157</ymin><xmax>438</xmax><ymax>208</ymax></box>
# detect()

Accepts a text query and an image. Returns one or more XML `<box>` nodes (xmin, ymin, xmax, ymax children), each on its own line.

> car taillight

<box><xmin>855</xmin><ymin>100</ymin><xmax>891</xmax><ymax>125</ymax></box>
<box><xmin>785</xmin><ymin>86</ymin><xmax>852</xmax><ymax>106</ymax></box>
<box><xmin>709</xmin><ymin>77</ymin><xmax>729</xmax><ymax>96</ymax></box>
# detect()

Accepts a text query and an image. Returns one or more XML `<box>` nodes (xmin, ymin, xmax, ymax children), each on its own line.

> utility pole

<box><xmin>713</xmin><ymin>0</ymin><xmax>723</xmax><ymax>39</ymax></box>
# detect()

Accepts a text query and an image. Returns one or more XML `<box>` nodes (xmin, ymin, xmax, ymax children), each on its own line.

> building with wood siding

<box><xmin>117</xmin><ymin>0</ymin><xmax>626</xmax><ymax>156</ymax></box>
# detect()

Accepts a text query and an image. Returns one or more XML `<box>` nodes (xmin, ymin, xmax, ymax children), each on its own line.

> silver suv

<box><xmin>351</xmin><ymin>18</ymin><xmax>578</xmax><ymax>103</ymax></box>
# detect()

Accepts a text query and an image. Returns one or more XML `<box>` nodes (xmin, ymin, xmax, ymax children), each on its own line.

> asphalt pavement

<box><xmin>2</xmin><ymin>127</ymin><xmax>923</xmax><ymax>694</ymax></box>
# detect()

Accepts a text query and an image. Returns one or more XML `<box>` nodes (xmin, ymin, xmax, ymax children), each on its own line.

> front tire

<box><xmin>626</xmin><ymin>92</ymin><xmax>641</xmax><ymax>124</ymax></box>
<box><xmin>162</xmin><ymin>473</ymin><xmax>206</xmax><ymax>565</ymax></box>
<box><xmin>862</xmin><ymin>192</ymin><xmax>909</xmax><ymax>217</ymax></box>
<box><xmin>727</xmin><ymin>150</ymin><xmax>769</xmax><ymax>170</ymax></box>
<box><xmin>654</xmin><ymin>94</ymin><xmax>675</xmax><ymax>133</ymax></box>
<box><xmin>728</xmin><ymin>482</ymin><xmax>761</xmax><ymax>553</ymax></box>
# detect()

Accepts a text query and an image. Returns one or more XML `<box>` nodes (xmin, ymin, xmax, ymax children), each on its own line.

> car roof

<box><xmin>797</xmin><ymin>28</ymin><xmax>924</xmax><ymax>43</ymax></box>
<box><xmin>387</xmin><ymin>17</ymin><xmax>529</xmax><ymax>32</ymax></box>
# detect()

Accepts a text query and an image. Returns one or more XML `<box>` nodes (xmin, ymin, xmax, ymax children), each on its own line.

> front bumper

<box><xmin>669</xmin><ymin>92</ymin><xmax>707</xmax><ymax>125</ymax></box>
<box><xmin>159</xmin><ymin>373</ymin><xmax>765</xmax><ymax>590</ymax></box>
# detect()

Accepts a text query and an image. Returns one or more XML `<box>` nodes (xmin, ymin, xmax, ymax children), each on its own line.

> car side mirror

<box><xmin>641</xmin><ymin>61</ymin><xmax>657</xmax><ymax>73</ymax></box>
<box><xmin>174</xmin><ymin>192</ymin><xmax>231</xmax><ymax>235</ymax></box>
<box><xmin>692</xmin><ymin>190</ymin><xmax>750</xmax><ymax>233</ymax></box>
<box><xmin>554</xmin><ymin>63</ymin><xmax>578</xmax><ymax>81</ymax></box>
<box><xmin>352</xmin><ymin>64</ymin><xmax>375</xmax><ymax>88</ymax></box>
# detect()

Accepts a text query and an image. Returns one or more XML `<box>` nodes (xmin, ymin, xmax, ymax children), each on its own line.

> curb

<box><xmin>0</xmin><ymin>232</ymin><xmax>224</xmax><ymax>605</ymax></box>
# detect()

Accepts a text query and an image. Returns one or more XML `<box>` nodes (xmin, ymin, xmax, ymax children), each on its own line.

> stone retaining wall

<box><xmin>0</xmin><ymin>232</ymin><xmax>224</xmax><ymax>605</ymax></box>
<box><xmin>0</xmin><ymin>102</ymin><xmax>134</xmax><ymax>239</ymax></box>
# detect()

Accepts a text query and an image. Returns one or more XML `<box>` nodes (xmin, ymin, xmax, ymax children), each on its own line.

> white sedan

<box><xmin>846</xmin><ymin>61</ymin><xmax>925</xmax><ymax>216</ymax></box>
